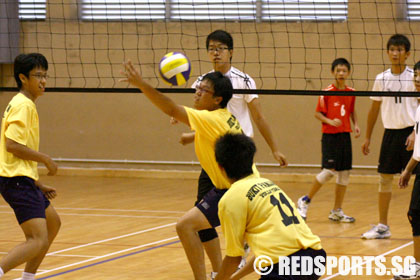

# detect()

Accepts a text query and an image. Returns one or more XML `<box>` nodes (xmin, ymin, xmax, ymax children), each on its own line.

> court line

<box><xmin>0</xmin><ymin>205</ymin><xmax>185</xmax><ymax>214</ymax></box>
<box><xmin>11</xmin><ymin>268</ymin><xmax>47</xmax><ymax>272</ymax></box>
<box><xmin>56</xmin><ymin>207</ymin><xmax>186</xmax><ymax>214</ymax></box>
<box><xmin>58</xmin><ymin>213</ymin><xmax>180</xmax><ymax>219</ymax></box>
<box><xmin>47</xmin><ymin>222</ymin><xmax>176</xmax><ymax>255</ymax></box>
<box><xmin>0</xmin><ymin>211</ymin><xmax>180</xmax><ymax>219</ymax></box>
<box><xmin>322</xmin><ymin>241</ymin><xmax>414</xmax><ymax>279</ymax></box>
<box><xmin>31</xmin><ymin>237</ymin><xmax>179</xmax><ymax>279</ymax></box>
<box><xmin>47</xmin><ymin>254</ymin><xmax>98</xmax><ymax>258</ymax></box>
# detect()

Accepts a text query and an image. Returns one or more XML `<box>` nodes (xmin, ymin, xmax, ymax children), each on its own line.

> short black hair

<box><xmin>202</xmin><ymin>71</ymin><xmax>233</xmax><ymax>108</ymax></box>
<box><xmin>14</xmin><ymin>53</ymin><xmax>48</xmax><ymax>89</ymax></box>
<box><xmin>387</xmin><ymin>34</ymin><xmax>411</xmax><ymax>52</ymax></box>
<box><xmin>331</xmin><ymin>58</ymin><xmax>351</xmax><ymax>72</ymax></box>
<box><xmin>414</xmin><ymin>61</ymin><xmax>420</xmax><ymax>72</ymax></box>
<box><xmin>206</xmin><ymin>30</ymin><xmax>234</xmax><ymax>50</ymax></box>
<box><xmin>215</xmin><ymin>133</ymin><xmax>256</xmax><ymax>181</ymax></box>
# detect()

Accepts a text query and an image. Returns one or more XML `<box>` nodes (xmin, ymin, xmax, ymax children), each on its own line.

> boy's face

<box><xmin>20</xmin><ymin>67</ymin><xmax>48</xmax><ymax>99</ymax></box>
<box><xmin>387</xmin><ymin>45</ymin><xmax>410</xmax><ymax>66</ymax></box>
<box><xmin>207</xmin><ymin>40</ymin><xmax>232</xmax><ymax>68</ymax></box>
<box><xmin>414</xmin><ymin>69</ymin><xmax>420</xmax><ymax>92</ymax></box>
<box><xmin>194</xmin><ymin>79</ymin><xmax>221</xmax><ymax>110</ymax></box>
<box><xmin>332</xmin><ymin>64</ymin><xmax>350</xmax><ymax>83</ymax></box>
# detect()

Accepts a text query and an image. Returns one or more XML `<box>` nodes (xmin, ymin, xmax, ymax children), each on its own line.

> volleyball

<box><xmin>159</xmin><ymin>52</ymin><xmax>191</xmax><ymax>86</ymax></box>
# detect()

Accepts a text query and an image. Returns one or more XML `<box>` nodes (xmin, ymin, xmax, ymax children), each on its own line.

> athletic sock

<box><xmin>21</xmin><ymin>272</ymin><xmax>35</xmax><ymax>280</ymax></box>
<box><xmin>0</xmin><ymin>267</ymin><xmax>4</xmax><ymax>278</ymax></box>
<box><xmin>303</xmin><ymin>195</ymin><xmax>311</xmax><ymax>203</ymax></box>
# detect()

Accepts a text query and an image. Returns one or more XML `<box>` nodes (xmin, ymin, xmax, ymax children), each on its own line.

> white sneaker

<box><xmin>210</xmin><ymin>272</ymin><xmax>218</xmax><ymax>280</ymax></box>
<box><xmin>328</xmin><ymin>209</ymin><xmax>355</xmax><ymax>223</ymax></box>
<box><xmin>238</xmin><ymin>243</ymin><xmax>250</xmax><ymax>270</ymax></box>
<box><xmin>393</xmin><ymin>262</ymin><xmax>420</xmax><ymax>279</ymax></box>
<box><xmin>361</xmin><ymin>224</ymin><xmax>391</xmax><ymax>239</ymax></box>
<box><xmin>297</xmin><ymin>196</ymin><xmax>310</xmax><ymax>220</ymax></box>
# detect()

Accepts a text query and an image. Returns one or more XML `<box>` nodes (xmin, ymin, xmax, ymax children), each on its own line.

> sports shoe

<box><xmin>238</xmin><ymin>243</ymin><xmax>250</xmax><ymax>270</ymax></box>
<box><xmin>328</xmin><ymin>208</ymin><xmax>355</xmax><ymax>223</ymax></box>
<box><xmin>210</xmin><ymin>272</ymin><xmax>218</xmax><ymax>280</ymax></box>
<box><xmin>393</xmin><ymin>262</ymin><xmax>420</xmax><ymax>279</ymax></box>
<box><xmin>297</xmin><ymin>196</ymin><xmax>310</xmax><ymax>220</ymax></box>
<box><xmin>361</xmin><ymin>224</ymin><xmax>391</xmax><ymax>239</ymax></box>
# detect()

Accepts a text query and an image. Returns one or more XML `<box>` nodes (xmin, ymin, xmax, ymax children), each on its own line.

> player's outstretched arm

<box><xmin>6</xmin><ymin>138</ymin><xmax>57</xmax><ymax>176</ymax></box>
<box><xmin>120</xmin><ymin>60</ymin><xmax>189</xmax><ymax>126</ymax></box>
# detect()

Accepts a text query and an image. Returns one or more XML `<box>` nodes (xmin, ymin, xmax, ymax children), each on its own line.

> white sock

<box><xmin>21</xmin><ymin>272</ymin><xmax>35</xmax><ymax>280</ymax></box>
<box><xmin>0</xmin><ymin>267</ymin><xmax>4</xmax><ymax>278</ymax></box>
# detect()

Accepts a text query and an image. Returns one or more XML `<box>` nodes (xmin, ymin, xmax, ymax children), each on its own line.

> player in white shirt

<box><xmin>395</xmin><ymin>61</ymin><xmax>420</xmax><ymax>280</ymax></box>
<box><xmin>193</xmin><ymin>66</ymin><xmax>257</xmax><ymax>137</ymax></box>
<box><xmin>177</xmin><ymin>30</ymin><xmax>287</xmax><ymax>279</ymax></box>
<box><xmin>361</xmin><ymin>34</ymin><xmax>420</xmax><ymax>240</ymax></box>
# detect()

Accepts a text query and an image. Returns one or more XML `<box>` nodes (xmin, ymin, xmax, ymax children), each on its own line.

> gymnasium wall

<box><xmin>0</xmin><ymin>0</ymin><xmax>419</xmax><ymax>173</ymax></box>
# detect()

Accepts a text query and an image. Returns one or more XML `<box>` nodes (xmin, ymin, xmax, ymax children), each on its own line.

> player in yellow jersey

<box><xmin>121</xmin><ymin>61</ymin><xmax>258</xmax><ymax>280</ymax></box>
<box><xmin>0</xmin><ymin>53</ymin><xmax>60</xmax><ymax>280</ymax></box>
<box><xmin>215</xmin><ymin>133</ymin><xmax>325</xmax><ymax>280</ymax></box>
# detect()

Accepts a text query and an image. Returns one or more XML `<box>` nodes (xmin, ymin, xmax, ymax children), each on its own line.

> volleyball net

<box><xmin>0</xmin><ymin>0</ymin><xmax>419</xmax><ymax>94</ymax></box>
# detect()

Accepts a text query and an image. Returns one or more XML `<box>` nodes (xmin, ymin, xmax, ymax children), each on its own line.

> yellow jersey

<box><xmin>0</xmin><ymin>93</ymin><xmax>40</xmax><ymax>180</ymax></box>
<box><xmin>185</xmin><ymin>107</ymin><xmax>258</xmax><ymax>189</ymax></box>
<box><xmin>219</xmin><ymin>174</ymin><xmax>322</xmax><ymax>261</ymax></box>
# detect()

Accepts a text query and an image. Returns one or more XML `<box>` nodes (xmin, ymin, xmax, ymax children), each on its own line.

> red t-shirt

<box><xmin>316</xmin><ymin>84</ymin><xmax>355</xmax><ymax>134</ymax></box>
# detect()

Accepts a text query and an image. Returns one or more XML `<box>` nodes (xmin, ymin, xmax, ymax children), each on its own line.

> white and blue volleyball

<box><xmin>159</xmin><ymin>52</ymin><xmax>191</xmax><ymax>86</ymax></box>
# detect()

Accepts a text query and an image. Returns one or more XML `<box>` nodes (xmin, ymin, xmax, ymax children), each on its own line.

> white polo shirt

<box><xmin>370</xmin><ymin>67</ymin><xmax>418</xmax><ymax>129</ymax></box>
<box><xmin>192</xmin><ymin>67</ymin><xmax>258</xmax><ymax>137</ymax></box>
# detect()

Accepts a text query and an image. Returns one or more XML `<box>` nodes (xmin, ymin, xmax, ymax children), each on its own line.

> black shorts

<box><xmin>260</xmin><ymin>248</ymin><xmax>327</xmax><ymax>280</ymax></box>
<box><xmin>0</xmin><ymin>176</ymin><xmax>50</xmax><ymax>224</ymax></box>
<box><xmin>378</xmin><ymin>127</ymin><xmax>418</xmax><ymax>174</ymax></box>
<box><xmin>321</xmin><ymin>133</ymin><xmax>352</xmax><ymax>171</ymax></box>
<box><xmin>195</xmin><ymin>169</ymin><xmax>216</xmax><ymax>206</ymax></box>
<box><xmin>195</xmin><ymin>187</ymin><xmax>227</xmax><ymax>228</ymax></box>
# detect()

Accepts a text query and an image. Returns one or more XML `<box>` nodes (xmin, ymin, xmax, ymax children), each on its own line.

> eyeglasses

<box><xmin>195</xmin><ymin>85</ymin><xmax>214</xmax><ymax>94</ymax></box>
<box><xmin>208</xmin><ymin>46</ymin><xmax>229</xmax><ymax>53</ymax></box>
<box><xmin>30</xmin><ymin>73</ymin><xmax>49</xmax><ymax>80</ymax></box>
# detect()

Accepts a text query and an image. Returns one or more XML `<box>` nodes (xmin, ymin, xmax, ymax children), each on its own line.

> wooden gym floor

<box><xmin>0</xmin><ymin>173</ymin><xmax>416</xmax><ymax>279</ymax></box>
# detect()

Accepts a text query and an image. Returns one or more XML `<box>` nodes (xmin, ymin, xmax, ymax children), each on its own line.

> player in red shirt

<box><xmin>297</xmin><ymin>58</ymin><xmax>360</xmax><ymax>222</ymax></box>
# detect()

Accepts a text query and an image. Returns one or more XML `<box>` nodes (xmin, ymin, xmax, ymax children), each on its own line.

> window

<box><xmin>407</xmin><ymin>0</ymin><xmax>420</xmax><ymax>20</ymax></box>
<box><xmin>262</xmin><ymin>0</ymin><xmax>347</xmax><ymax>21</ymax></box>
<box><xmin>19</xmin><ymin>0</ymin><xmax>46</xmax><ymax>20</ymax></box>
<box><xmin>81</xmin><ymin>0</ymin><xmax>166</xmax><ymax>21</ymax></box>
<box><xmin>80</xmin><ymin>0</ymin><xmax>348</xmax><ymax>21</ymax></box>
<box><xmin>171</xmin><ymin>0</ymin><xmax>256</xmax><ymax>21</ymax></box>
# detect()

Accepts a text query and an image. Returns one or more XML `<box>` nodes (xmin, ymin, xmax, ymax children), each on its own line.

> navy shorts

<box><xmin>0</xmin><ymin>176</ymin><xmax>50</xmax><ymax>224</ymax></box>
<box><xmin>195</xmin><ymin>169</ymin><xmax>216</xmax><ymax>206</ymax></box>
<box><xmin>196</xmin><ymin>187</ymin><xmax>227</xmax><ymax>228</ymax></box>
<box><xmin>321</xmin><ymin>133</ymin><xmax>352</xmax><ymax>171</ymax></box>
<box><xmin>378</xmin><ymin>127</ymin><xmax>418</xmax><ymax>174</ymax></box>
<box><xmin>260</xmin><ymin>248</ymin><xmax>327</xmax><ymax>280</ymax></box>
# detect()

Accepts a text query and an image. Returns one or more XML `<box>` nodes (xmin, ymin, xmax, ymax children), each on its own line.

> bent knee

<box><xmin>176</xmin><ymin>216</ymin><xmax>192</xmax><ymax>234</ymax></box>
<box><xmin>176</xmin><ymin>208</ymin><xmax>208</xmax><ymax>233</ymax></box>
<box><xmin>28</xmin><ymin>235</ymin><xmax>49</xmax><ymax>252</ymax></box>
